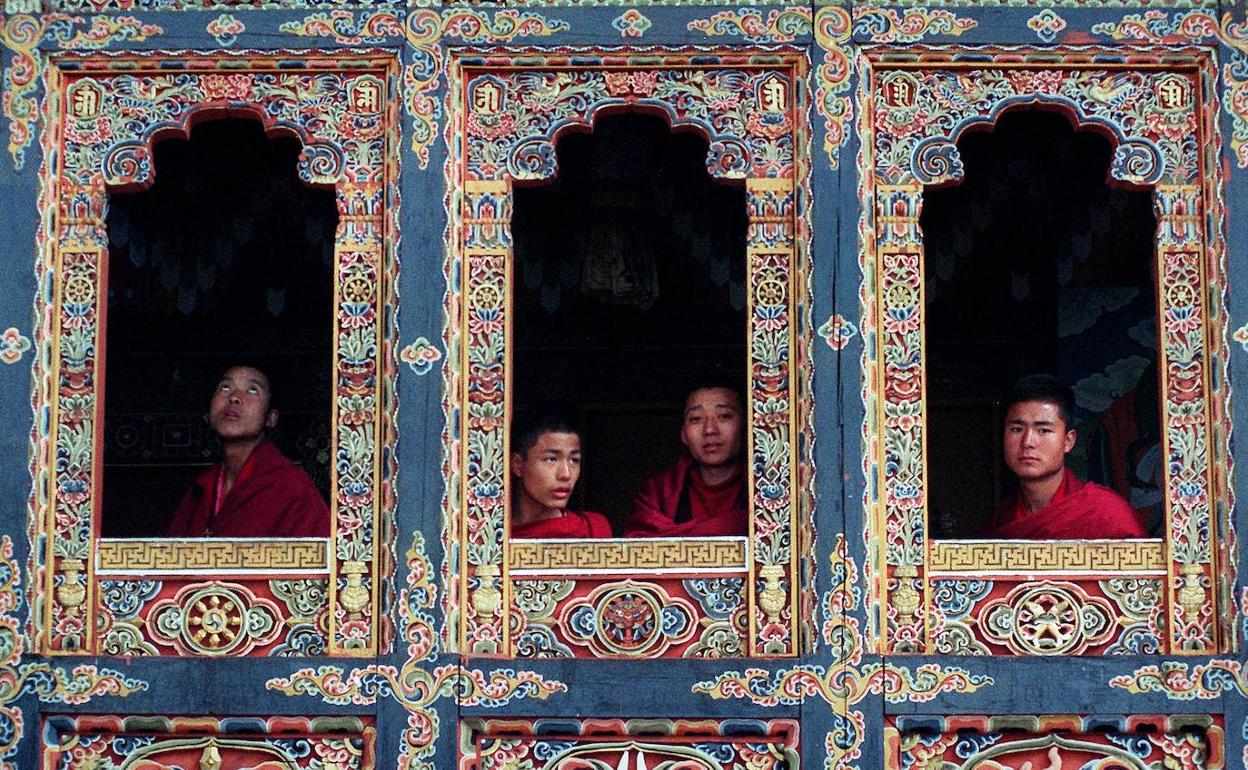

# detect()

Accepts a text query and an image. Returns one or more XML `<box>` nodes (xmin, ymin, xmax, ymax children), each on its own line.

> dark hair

<box><xmin>1006</xmin><ymin>374</ymin><xmax>1075</xmax><ymax>427</ymax></box>
<box><xmin>511</xmin><ymin>410</ymin><xmax>581</xmax><ymax>455</ymax></box>
<box><xmin>217</xmin><ymin>362</ymin><xmax>276</xmax><ymax>413</ymax></box>
<box><xmin>682</xmin><ymin>374</ymin><xmax>745</xmax><ymax>410</ymax></box>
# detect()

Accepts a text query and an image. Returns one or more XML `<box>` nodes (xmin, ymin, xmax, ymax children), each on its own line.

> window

<box><xmin>511</xmin><ymin>112</ymin><xmax>747</xmax><ymax>534</ymax></box>
<box><xmin>449</xmin><ymin>52</ymin><xmax>812</xmax><ymax>658</ymax></box>
<box><xmin>863</xmin><ymin>55</ymin><xmax>1232</xmax><ymax>655</ymax></box>
<box><xmin>102</xmin><ymin>120</ymin><xmax>335</xmax><ymax>538</ymax></box>
<box><xmin>34</xmin><ymin>53</ymin><xmax>399</xmax><ymax>656</ymax></box>
<box><xmin>921</xmin><ymin>110</ymin><xmax>1159</xmax><ymax>539</ymax></box>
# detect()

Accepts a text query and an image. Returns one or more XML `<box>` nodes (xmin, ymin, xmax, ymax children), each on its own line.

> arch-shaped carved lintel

<box><xmin>503</xmin><ymin>101</ymin><xmax>748</xmax><ymax>184</ymax></box>
<box><xmin>909</xmin><ymin>96</ymin><xmax>1164</xmax><ymax>189</ymax></box>
<box><xmin>97</xmin><ymin>106</ymin><xmax>344</xmax><ymax>191</ymax></box>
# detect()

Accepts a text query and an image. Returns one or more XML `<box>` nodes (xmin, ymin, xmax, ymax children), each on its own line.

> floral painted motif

<box><xmin>1090</xmin><ymin>10</ymin><xmax>1220</xmax><ymax>44</ymax></box>
<box><xmin>852</xmin><ymin>8</ymin><xmax>976</xmax><ymax>44</ymax></box>
<box><xmin>694</xmin><ymin>539</ymin><xmax>992</xmax><ymax>770</ymax></box>
<box><xmin>269</xmin><ymin>535</ymin><xmax>565</xmax><ymax>770</ymax></box>
<box><xmin>1110</xmin><ymin>659</ymin><xmax>1247</xmax><ymax>699</ymax></box>
<box><xmin>41</xmin><ymin>14</ymin><xmax>162</xmax><ymax>49</ymax></box>
<box><xmin>441</xmin><ymin>9</ymin><xmax>569</xmax><ymax>43</ymax></box>
<box><xmin>0</xmin><ymin>537</ymin><xmax>146</xmax><ymax>768</ymax></box>
<box><xmin>1028</xmin><ymin>9</ymin><xmax>1066</xmax><ymax>43</ymax></box>
<box><xmin>687</xmin><ymin>8</ymin><xmax>812</xmax><ymax>43</ymax></box>
<box><xmin>206</xmin><ymin>13</ymin><xmax>243</xmax><ymax>46</ymax></box>
<box><xmin>0</xmin><ymin>329</ymin><xmax>30</xmax><ymax>364</ymax></box>
<box><xmin>1223</xmin><ymin>50</ymin><xmax>1248</xmax><ymax>168</ymax></box>
<box><xmin>278</xmin><ymin>9</ymin><xmax>402</xmax><ymax>44</ymax></box>
<box><xmin>814</xmin><ymin>6</ymin><xmax>853</xmax><ymax>169</ymax></box>
<box><xmin>1</xmin><ymin>14</ymin><xmax>163</xmax><ymax>169</ymax></box>
<box><xmin>612</xmin><ymin>8</ymin><xmax>650</xmax><ymax>38</ymax></box>
<box><xmin>1237</xmin><ymin>324</ymin><xmax>1248</xmax><ymax>352</ymax></box>
<box><xmin>1085</xmin><ymin>10</ymin><xmax>1248</xmax><ymax>168</ymax></box>
<box><xmin>280</xmin><ymin>9</ymin><xmax>566</xmax><ymax>168</ymax></box>
<box><xmin>400</xmin><ymin>337</ymin><xmax>442</xmax><ymax>375</ymax></box>
<box><xmin>818</xmin><ymin>315</ymin><xmax>856</xmax><ymax>351</ymax></box>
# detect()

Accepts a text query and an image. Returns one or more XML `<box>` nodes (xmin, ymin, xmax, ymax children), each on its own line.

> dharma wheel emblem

<box><xmin>63</xmin><ymin>274</ymin><xmax>95</xmax><ymax>305</ymax></box>
<box><xmin>148</xmin><ymin>583</ymin><xmax>282</xmax><ymax>656</ymax></box>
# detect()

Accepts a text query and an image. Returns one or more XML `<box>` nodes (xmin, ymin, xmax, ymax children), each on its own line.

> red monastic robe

<box><xmin>512</xmin><ymin>510</ymin><xmax>612</xmax><ymax>539</ymax></box>
<box><xmin>167</xmin><ymin>440</ymin><xmax>330</xmax><ymax>538</ymax></box>
<box><xmin>988</xmin><ymin>468</ymin><xmax>1147</xmax><ymax>540</ymax></box>
<box><xmin>624</xmin><ymin>453</ymin><xmax>748</xmax><ymax>537</ymax></box>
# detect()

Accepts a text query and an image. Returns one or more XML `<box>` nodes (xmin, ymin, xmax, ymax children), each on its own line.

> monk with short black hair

<box><xmin>987</xmin><ymin>374</ymin><xmax>1146</xmax><ymax>539</ymax></box>
<box><xmin>624</xmin><ymin>379</ymin><xmax>748</xmax><ymax>537</ymax></box>
<box><xmin>167</xmin><ymin>365</ymin><xmax>330</xmax><ymax>538</ymax></box>
<box><xmin>510</xmin><ymin>413</ymin><xmax>611</xmax><ymax>539</ymax></box>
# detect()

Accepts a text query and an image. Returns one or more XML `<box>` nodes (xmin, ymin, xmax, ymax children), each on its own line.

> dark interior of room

<box><xmin>921</xmin><ymin>109</ymin><xmax>1161</xmax><ymax>538</ymax></box>
<box><xmin>512</xmin><ymin>112</ymin><xmax>748</xmax><ymax>531</ymax></box>
<box><xmin>102</xmin><ymin>119</ymin><xmax>337</xmax><ymax>537</ymax></box>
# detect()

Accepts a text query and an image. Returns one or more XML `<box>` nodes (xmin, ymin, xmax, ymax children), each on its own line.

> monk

<box><xmin>987</xmin><ymin>374</ymin><xmax>1146</xmax><ymax>539</ymax></box>
<box><xmin>510</xmin><ymin>415</ymin><xmax>611</xmax><ymax>539</ymax></box>
<box><xmin>624</xmin><ymin>382</ymin><xmax>748</xmax><ymax>537</ymax></box>
<box><xmin>167</xmin><ymin>365</ymin><xmax>330</xmax><ymax>538</ymax></box>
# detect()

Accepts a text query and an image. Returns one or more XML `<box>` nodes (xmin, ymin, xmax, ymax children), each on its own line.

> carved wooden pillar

<box><xmin>45</xmin><ymin>173</ymin><xmax>109</xmax><ymax>653</ymax></box>
<box><xmin>329</xmin><ymin>177</ymin><xmax>387</xmax><ymax>655</ymax></box>
<box><xmin>460</xmin><ymin>179</ymin><xmax>511</xmax><ymax>656</ymax></box>
<box><xmin>747</xmin><ymin>176</ymin><xmax>798</xmax><ymax>657</ymax></box>
<box><xmin>873</xmin><ymin>183</ymin><xmax>927</xmax><ymax>654</ymax></box>
<box><xmin>1155</xmin><ymin>184</ymin><xmax>1218</xmax><ymax>654</ymax></box>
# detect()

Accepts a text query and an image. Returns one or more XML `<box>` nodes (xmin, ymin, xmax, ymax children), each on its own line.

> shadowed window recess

<box><xmin>921</xmin><ymin>110</ymin><xmax>1160</xmax><ymax>538</ymax></box>
<box><xmin>102</xmin><ymin>120</ymin><xmax>338</xmax><ymax>537</ymax></box>
<box><xmin>511</xmin><ymin>113</ymin><xmax>748</xmax><ymax>532</ymax></box>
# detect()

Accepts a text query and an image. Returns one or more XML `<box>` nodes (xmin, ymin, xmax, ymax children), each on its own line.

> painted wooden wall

<box><xmin>0</xmin><ymin>2</ymin><xmax>1245</xmax><ymax>769</ymax></box>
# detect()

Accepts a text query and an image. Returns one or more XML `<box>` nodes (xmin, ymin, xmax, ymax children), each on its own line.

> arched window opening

<box><xmin>921</xmin><ymin>110</ymin><xmax>1159</xmax><ymax>539</ymax></box>
<box><xmin>102</xmin><ymin>119</ymin><xmax>338</xmax><ymax>537</ymax></box>
<box><xmin>511</xmin><ymin>112</ymin><xmax>748</xmax><ymax>534</ymax></box>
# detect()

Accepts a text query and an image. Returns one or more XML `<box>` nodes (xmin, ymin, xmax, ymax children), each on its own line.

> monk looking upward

<box><xmin>624</xmin><ymin>381</ymin><xmax>748</xmax><ymax>537</ymax></box>
<box><xmin>510</xmin><ymin>415</ymin><xmax>612</xmax><ymax>539</ymax></box>
<box><xmin>987</xmin><ymin>374</ymin><xmax>1146</xmax><ymax>540</ymax></box>
<box><xmin>167</xmin><ymin>365</ymin><xmax>330</xmax><ymax>538</ymax></box>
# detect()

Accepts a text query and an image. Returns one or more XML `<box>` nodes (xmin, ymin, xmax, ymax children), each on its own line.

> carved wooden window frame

<box><xmin>30</xmin><ymin>51</ymin><xmax>400</xmax><ymax>657</ymax></box>
<box><xmin>883</xmin><ymin>714</ymin><xmax>1222</xmax><ymax>770</ymax></box>
<box><xmin>445</xmin><ymin>49</ymin><xmax>813</xmax><ymax>658</ymax></box>
<box><xmin>862</xmin><ymin>50</ymin><xmax>1235</xmax><ymax>656</ymax></box>
<box><xmin>460</xmin><ymin>718</ymin><xmax>800</xmax><ymax>768</ymax></box>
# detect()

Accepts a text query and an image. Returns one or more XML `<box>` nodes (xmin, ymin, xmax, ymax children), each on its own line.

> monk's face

<box><xmin>512</xmin><ymin>431</ymin><xmax>582</xmax><ymax>514</ymax></box>
<box><xmin>1003</xmin><ymin>400</ymin><xmax>1075</xmax><ymax>483</ymax></box>
<box><xmin>209</xmin><ymin>366</ymin><xmax>278</xmax><ymax>443</ymax></box>
<box><xmin>681</xmin><ymin>387</ymin><xmax>743</xmax><ymax>471</ymax></box>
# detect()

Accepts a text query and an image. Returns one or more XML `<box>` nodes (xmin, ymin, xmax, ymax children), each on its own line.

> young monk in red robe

<box><xmin>510</xmin><ymin>415</ymin><xmax>612</xmax><ymax>539</ymax></box>
<box><xmin>624</xmin><ymin>383</ymin><xmax>748</xmax><ymax>537</ymax></box>
<box><xmin>167</xmin><ymin>365</ymin><xmax>330</xmax><ymax>538</ymax></box>
<box><xmin>987</xmin><ymin>375</ymin><xmax>1147</xmax><ymax>540</ymax></box>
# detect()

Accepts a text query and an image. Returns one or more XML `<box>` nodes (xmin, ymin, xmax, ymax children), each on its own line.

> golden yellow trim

<box><xmin>465</xmin><ymin>179</ymin><xmax>509</xmax><ymax>193</ymax></box>
<box><xmin>929</xmin><ymin>540</ymin><xmax>1165</xmax><ymax>573</ymax></box>
<box><xmin>508</xmin><ymin>539</ymin><xmax>747</xmax><ymax>571</ymax></box>
<box><xmin>96</xmin><ymin>540</ymin><xmax>329</xmax><ymax>572</ymax></box>
<box><xmin>746</xmin><ymin>177</ymin><xmax>792</xmax><ymax>191</ymax></box>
